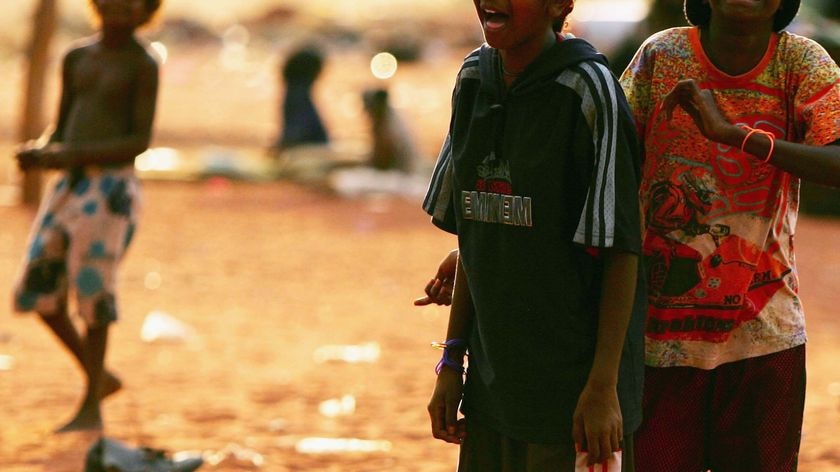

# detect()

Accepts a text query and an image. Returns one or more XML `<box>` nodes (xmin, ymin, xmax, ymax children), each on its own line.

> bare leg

<box><xmin>38</xmin><ymin>307</ymin><xmax>122</xmax><ymax>398</ymax></box>
<box><xmin>55</xmin><ymin>323</ymin><xmax>108</xmax><ymax>433</ymax></box>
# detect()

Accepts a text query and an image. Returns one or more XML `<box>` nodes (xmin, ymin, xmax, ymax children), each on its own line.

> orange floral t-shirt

<box><xmin>621</xmin><ymin>27</ymin><xmax>840</xmax><ymax>369</ymax></box>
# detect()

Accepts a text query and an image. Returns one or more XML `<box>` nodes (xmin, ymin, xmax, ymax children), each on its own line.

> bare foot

<box><xmin>54</xmin><ymin>406</ymin><xmax>103</xmax><ymax>434</ymax></box>
<box><xmin>100</xmin><ymin>371</ymin><xmax>123</xmax><ymax>399</ymax></box>
<box><xmin>53</xmin><ymin>371</ymin><xmax>119</xmax><ymax>433</ymax></box>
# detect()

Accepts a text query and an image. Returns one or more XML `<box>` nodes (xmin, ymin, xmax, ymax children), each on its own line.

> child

<box><xmin>362</xmin><ymin>88</ymin><xmax>419</xmax><ymax>173</ymax></box>
<box><xmin>620</xmin><ymin>0</ymin><xmax>840</xmax><ymax>469</ymax></box>
<box><xmin>13</xmin><ymin>0</ymin><xmax>161</xmax><ymax>433</ymax></box>
<box><xmin>421</xmin><ymin>0</ymin><xmax>646</xmax><ymax>469</ymax></box>
<box><xmin>270</xmin><ymin>45</ymin><xmax>329</xmax><ymax>155</ymax></box>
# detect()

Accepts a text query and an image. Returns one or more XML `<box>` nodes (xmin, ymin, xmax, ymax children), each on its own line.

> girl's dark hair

<box><xmin>684</xmin><ymin>0</ymin><xmax>800</xmax><ymax>32</ymax></box>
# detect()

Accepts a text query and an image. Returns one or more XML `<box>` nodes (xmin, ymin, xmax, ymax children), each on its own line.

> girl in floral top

<box><xmin>620</xmin><ymin>0</ymin><xmax>840</xmax><ymax>469</ymax></box>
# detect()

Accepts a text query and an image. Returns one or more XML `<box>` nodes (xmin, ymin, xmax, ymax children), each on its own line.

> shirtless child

<box><xmin>14</xmin><ymin>0</ymin><xmax>161</xmax><ymax>432</ymax></box>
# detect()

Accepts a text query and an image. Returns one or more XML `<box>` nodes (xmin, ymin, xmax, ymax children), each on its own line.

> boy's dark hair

<box><xmin>88</xmin><ymin>0</ymin><xmax>164</xmax><ymax>25</ymax></box>
<box><xmin>684</xmin><ymin>0</ymin><xmax>800</xmax><ymax>32</ymax></box>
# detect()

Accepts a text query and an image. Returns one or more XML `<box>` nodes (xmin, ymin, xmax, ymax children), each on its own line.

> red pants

<box><xmin>634</xmin><ymin>345</ymin><xmax>806</xmax><ymax>472</ymax></box>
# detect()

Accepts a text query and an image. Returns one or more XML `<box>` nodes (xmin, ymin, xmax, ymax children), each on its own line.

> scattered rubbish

<box><xmin>135</xmin><ymin>147</ymin><xmax>184</xmax><ymax>174</ymax></box>
<box><xmin>313</xmin><ymin>342</ymin><xmax>380</xmax><ymax>364</ymax></box>
<box><xmin>295</xmin><ymin>437</ymin><xmax>392</xmax><ymax>454</ymax></box>
<box><xmin>319</xmin><ymin>394</ymin><xmax>356</xmax><ymax>418</ymax></box>
<box><xmin>204</xmin><ymin>443</ymin><xmax>265</xmax><ymax>468</ymax></box>
<box><xmin>140</xmin><ymin>310</ymin><xmax>197</xmax><ymax>344</ymax></box>
<box><xmin>84</xmin><ymin>437</ymin><xmax>203</xmax><ymax>472</ymax></box>
<box><xmin>268</xmin><ymin>418</ymin><xmax>288</xmax><ymax>432</ymax></box>
<box><xmin>144</xmin><ymin>271</ymin><xmax>163</xmax><ymax>290</ymax></box>
<box><xmin>200</xmin><ymin>147</ymin><xmax>269</xmax><ymax>180</ymax></box>
<box><xmin>0</xmin><ymin>354</ymin><xmax>14</xmax><ymax>371</ymax></box>
<box><xmin>329</xmin><ymin>167</ymin><xmax>429</xmax><ymax>200</ymax></box>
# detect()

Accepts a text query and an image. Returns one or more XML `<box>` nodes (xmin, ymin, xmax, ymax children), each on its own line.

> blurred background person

<box><xmin>362</xmin><ymin>87</ymin><xmax>418</xmax><ymax>174</ymax></box>
<box><xmin>270</xmin><ymin>44</ymin><xmax>329</xmax><ymax>157</ymax></box>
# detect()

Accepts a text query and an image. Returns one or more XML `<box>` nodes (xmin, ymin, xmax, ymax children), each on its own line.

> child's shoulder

<box><xmin>459</xmin><ymin>47</ymin><xmax>482</xmax><ymax>71</ymax></box>
<box><xmin>777</xmin><ymin>30</ymin><xmax>836</xmax><ymax>58</ymax></box>
<box><xmin>63</xmin><ymin>36</ymin><xmax>158</xmax><ymax>64</ymax></box>
<box><xmin>63</xmin><ymin>36</ymin><xmax>99</xmax><ymax>58</ymax></box>
<box><xmin>452</xmin><ymin>46</ymin><xmax>483</xmax><ymax>84</ymax></box>
<box><xmin>775</xmin><ymin>31</ymin><xmax>840</xmax><ymax>80</ymax></box>
<box><xmin>639</xmin><ymin>26</ymin><xmax>694</xmax><ymax>52</ymax></box>
<box><xmin>132</xmin><ymin>39</ymin><xmax>162</xmax><ymax>67</ymax></box>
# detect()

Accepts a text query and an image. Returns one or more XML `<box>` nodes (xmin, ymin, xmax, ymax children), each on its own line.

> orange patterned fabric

<box><xmin>621</xmin><ymin>27</ymin><xmax>840</xmax><ymax>369</ymax></box>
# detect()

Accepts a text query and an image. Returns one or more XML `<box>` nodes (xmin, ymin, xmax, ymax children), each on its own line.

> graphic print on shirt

<box><xmin>643</xmin><ymin>116</ymin><xmax>792</xmax><ymax>343</ymax></box>
<box><xmin>461</xmin><ymin>152</ymin><xmax>533</xmax><ymax>227</ymax></box>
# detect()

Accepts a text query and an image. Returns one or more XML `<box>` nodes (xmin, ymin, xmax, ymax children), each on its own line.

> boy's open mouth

<box><xmin>483</xmin><ymin>9</ymin><xmax>510</xmax><ymax>29</ymax></box>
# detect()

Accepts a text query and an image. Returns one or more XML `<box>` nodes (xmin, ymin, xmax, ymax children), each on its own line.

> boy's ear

<box><xmin>546</xmin><ymin>0</ymin><xmax>574</xmax><ymax>22</ymax></box>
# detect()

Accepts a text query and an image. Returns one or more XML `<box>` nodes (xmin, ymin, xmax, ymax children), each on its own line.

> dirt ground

<box><xmin>0</xmin><ymin>175</ymin><xmax>458</xmax><ymax>471</ymax></box>
<box><xmin>0</xmin><ymin>175</ymin><xmax>838</xmax><ymax>472</ymax></box>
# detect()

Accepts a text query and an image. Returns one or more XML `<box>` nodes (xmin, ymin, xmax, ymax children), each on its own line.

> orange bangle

<box><xmin>739</xmin><ymin>124</ymin><xmax>775</xmax><ymax>163</ymax></box>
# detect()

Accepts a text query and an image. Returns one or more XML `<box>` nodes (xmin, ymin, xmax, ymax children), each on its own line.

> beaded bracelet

<box><xmin>739</xmin><ymin>124</ymin><xmax>775</xmax><ymax>163</ymax></box>
<box><xmin>431</xmin><ymin>338</ymin><xmax>468</xmax><ymax>375</ymax></box>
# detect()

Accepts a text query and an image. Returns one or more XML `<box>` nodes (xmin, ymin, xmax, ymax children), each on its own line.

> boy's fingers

<box><xmin>571</xmin><ymin>417</ymin><xmax>584</xmax><ymax>450</ymax></box>
<box><xmin>428</xmin><ymin>401</ymin><xmax>447</xmax><ymax>439</ymax></box>
<box><xmin>413</xmin><ymin>296</ymin><xmax>432</xmax><ymax>306</ymax></box>
<box><xmin>414</xmin><ymin>279</ymin><xmax>453</xmax><ymax>306</ymax></box>
<box><xmin>587</xmin><ymin>430</ymin><xmax>622</xmax><ymax>464</ymax></box>
<box><xmin>428</xmin><ymin>280</ymin><xmax>442</xmax><ymax>297</ymax></box>
<box><xmin>445</xmin><ymin>396</ymin><xmax>458</xmax><ymax>435</ymax></box>
<box><xmin>456</xmin><ymin>418</ymin><xmax>467</xmax><ymax>440</ymax></box>
<box><xmin>612</xmin><ymin>428</ymin><xmax>621</xmax><ymax>452</ymax></box>
<box><xmin>585</xmin><ymin>432</ymin><xmax>599</xmax><ymax>464</ymax></box>
<box><xmin>414</xmin><ymin>279</ymin><xmax>440</xmax><ymax>306</ymax></box>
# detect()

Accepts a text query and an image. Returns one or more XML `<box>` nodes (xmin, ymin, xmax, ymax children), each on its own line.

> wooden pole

<box><xmin>18</xmin><ymin>0</ymin><xmax>58</xmax><ymax>206</ymax></box>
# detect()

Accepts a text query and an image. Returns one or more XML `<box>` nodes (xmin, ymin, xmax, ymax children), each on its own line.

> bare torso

<box><xmin>61</xmin><ymin>40</ymin><xmax>155</xmax><ymax>144</ymax></box>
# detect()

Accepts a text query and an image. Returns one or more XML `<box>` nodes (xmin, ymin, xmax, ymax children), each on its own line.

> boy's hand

<box><xmin>572</xmin><ymin>382</ymin><xmax>623</xmax><ymax>465</ymax></box>
<box><xmin>414</xmin><ymin>249</ymin><xmax>458</xmax><ymax>306</ymax></box>
<box><xmin>16</xmin><ymin>143</ymin><xmax>69</xmax><ymax>170</ymax></box>
<box><xmin>663</xmin><ymin>79</ymin><xmax>734</xmax><ymax>145</ymax></box>
<box><xmin>37</xmin><ymin>144</ymin><xmax>68</xmax><ymax>169</ymax></box>
<box><xmin>15</xmin><ymin>147</ymin><xmax>41</xmax><ymax>170</ymax></box>
<box><xmin>428</xmin><ymin>367</ymin><xmax>465</xmax><ymax>444</ymax></box>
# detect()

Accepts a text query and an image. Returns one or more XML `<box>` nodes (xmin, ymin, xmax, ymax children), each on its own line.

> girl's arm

<box><xmin>663</xmin><ymin>79</ymin><xmax>840</xmax><ymax>187</ymax></box>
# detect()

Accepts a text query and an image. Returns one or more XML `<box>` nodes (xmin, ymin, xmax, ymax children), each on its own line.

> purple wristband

<box><xmin>433</xmin><ymin>338</ymin><xmax>468</xmax><ymax>375</ymax></box>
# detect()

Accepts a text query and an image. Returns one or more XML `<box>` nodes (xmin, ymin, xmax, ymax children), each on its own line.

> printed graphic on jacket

<box><xmin>461</xmin><ymin>153</ymin><xmax>532</xmax><ymax>227</ymax></box>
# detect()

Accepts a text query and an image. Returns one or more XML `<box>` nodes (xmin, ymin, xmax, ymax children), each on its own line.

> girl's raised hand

<box><xmin>663</xmin><ymin>79</ymin><xmax>733</xmax><ymax>144</ymax></box>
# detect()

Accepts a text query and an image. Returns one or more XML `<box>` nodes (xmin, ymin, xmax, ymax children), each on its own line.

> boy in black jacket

<box><xmin>422</xmin><ymin>0</ymin><xmax>645</xmax><ymax>469</ymax></box>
